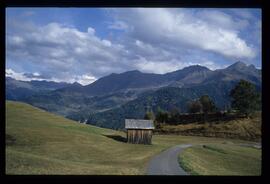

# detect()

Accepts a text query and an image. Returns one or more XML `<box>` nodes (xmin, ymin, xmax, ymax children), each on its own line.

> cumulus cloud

<box><xmin>6</xmin><ymin>22</ymin><xmax>130</xmax><ymax>83</ymax></box>
<box><xmin>73</xmin><ymin>74</ymin><xmax>97</xmax><ymax>85</ymax></box>
<box><xmin>6</xmin><ymin>8</ymin><xmax>261</xmax><ymax>83</ymax></box>
<box><xmin>197</xmin><ymin>10</ymin><xmax>249</xmax><ymax>31</ymax></box>
<box><xmin>6</xmin><ymin>68</ymin><xmax>97</xmax><ymax>85</ymax></box>
<box><xmin>110</xmin><ymin>8</ymin><xmax>256</xmax><ymax>59</ymax></box>
<box><xmin>6</xmin><ymin>68</ymin><xmax>50</xmax><ymax>81</ymax></box>
<box><xmin>230</xmin><ymin>9</ymin><xmax>255</xmax><ymax>20</ymax></box>
<box><xmin>23</xmin><ymin>72</ymin><xmax>50</xmax><ymax>79</ymax></box>
<box><xmin>134</xmin><ymin>57</ymin><xmax>183</xmax><ymax>74</ymax></box>
<box><xmin>6</xmin><ymin>68</ymin><xmax>27</xmax><ymax>81</ymax></box>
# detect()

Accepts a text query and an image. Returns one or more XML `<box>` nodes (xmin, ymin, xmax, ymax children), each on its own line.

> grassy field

<box><xmin>157</xmin><ymin>113</ymin><xmax>261</xmax><ymax>141</ymax></box>
<box><xmin>179</xmin><ymin>143</ymin><xmax>261</xmax><ymax>175</ymax></box>
<box><xmin>6</xmin><ymin>101</ymin><xmax>260</xmax><ymax>175</ymax></box>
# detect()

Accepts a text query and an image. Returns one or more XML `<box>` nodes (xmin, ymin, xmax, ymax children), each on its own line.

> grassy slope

<box><xmin>6</xmin><ymin>101</ymin><xmax>259</xmax><ymax>175</ymax></box>
<box><xmin>179</xmin><ymin>144</ymin><xmax>261</xmax><ymax>175</ymax></box>
<box><xmin>158</xmin><ymin>114</ymin><xmax>261</xmax><ymax>141</ymax></box>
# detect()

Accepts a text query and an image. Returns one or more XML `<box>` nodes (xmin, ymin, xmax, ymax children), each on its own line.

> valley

<box><xmin>6</xmin><ymin>61</ymin><xmax>262</xmax><ymax>130</ymax></box>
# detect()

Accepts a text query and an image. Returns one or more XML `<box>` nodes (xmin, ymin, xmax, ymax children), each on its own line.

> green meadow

<box><xmin>179</xmin><ymin>143</ymin><xmax>261</xmax><ymax>175</ymax></box>
<box><xmin>6</xmin><ymin>101</ymin><xmax>261</xmax><ymax>175</ymax></box>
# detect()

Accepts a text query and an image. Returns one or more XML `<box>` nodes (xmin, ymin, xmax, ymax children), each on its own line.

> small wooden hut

<box><xmin>125</xmin><ymin>119</ymin><xmax>155</xmax><ymax>144</ymax></box>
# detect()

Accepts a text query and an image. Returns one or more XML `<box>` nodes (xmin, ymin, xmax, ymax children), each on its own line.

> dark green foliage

<box><xmin>169</xmin><ymin>106</ymin><xmax>181</xmax><ymax>116</ymax></box>
<box><xmin>199</xmin><ymin>95</ymin><xmax>217</xmax><ymax>122</ymax></box>
<box><xmin>168</xmin><ymin>107</ymin><xmax>181</xmax><ymax>124</ymax></box>
<box><xmin>144</xmin><ymin>110</ymin><xmax>155</xmax><ymax>120</ymax></box>
<box><xmin>155</xmin><ymin>108</ymin><xmax>169</xmax><ymax>124</ymax></box>
<box><xmin>188</xmin><ymin>100</ymin><xmax>202</xmax><ymax>113</ymax></box>
<box><xmin>199</xmin><ymin>95</ymin><xmax>217</xmax><ymax>114</ymax></box>
<box><xmin>230</xmin><ymin>80</ymin><xmax>261</xmax><ymax>117</ymax></box>
<box><xmin>161</xmin><ymin>112</ymin><xmax>240</xmax><ymax>125</ymax></box>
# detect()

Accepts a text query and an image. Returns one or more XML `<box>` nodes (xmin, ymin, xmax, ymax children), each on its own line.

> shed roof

<box><xmin>125</xmin><ymin>119</ymin><xmax>155</xmax><ymax>129</ymax></box>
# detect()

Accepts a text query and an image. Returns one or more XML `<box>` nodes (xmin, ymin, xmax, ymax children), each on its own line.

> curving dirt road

<box><xmin>146</xmin><ymin>144</ymin><xmax>192</xmax><ymax>175</ymax></box>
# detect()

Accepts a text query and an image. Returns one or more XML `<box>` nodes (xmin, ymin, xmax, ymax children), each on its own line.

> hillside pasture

<box><xmin>6</xmin><ymin>101</ymin><xmax>260</xmax><ymax>175</ymax></box>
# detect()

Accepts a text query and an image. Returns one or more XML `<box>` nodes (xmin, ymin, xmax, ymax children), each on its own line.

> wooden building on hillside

<box><xmin>125</xmin><ymin>119</ymin><xmax>155</xmax><ymax>144</ymax></box>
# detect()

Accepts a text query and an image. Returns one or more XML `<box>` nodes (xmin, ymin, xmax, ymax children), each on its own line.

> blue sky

<box><xmin>6</xmin><ymin>8</ymin><xmax>261</xmax><ymax>85</ymax></box>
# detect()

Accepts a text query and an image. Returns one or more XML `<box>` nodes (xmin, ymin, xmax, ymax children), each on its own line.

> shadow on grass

<box><xmin>102</xmin><ymin>134</ymin><xmax>127</xmax><ymax>143</ymax></box>
<box><xmin>6</xmin><ymin>134</ymin><xmax>16</xmax><ymax>146</ymax></box>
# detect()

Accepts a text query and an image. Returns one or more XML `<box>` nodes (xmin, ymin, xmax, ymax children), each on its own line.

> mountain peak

<box><xmin>72</xmin><ymin>82</ymin><xmax>82</xmax><ymax>86</ymax></box>
<box><xmin>248</xmin><ymin>64</ymin><xmax>256</xmax><ymax>70</ymax></box>
<box><xmin>227</xmin><ymin>61</ymin><xmax>247</xmax><ymax>70</ymax></box>
<box><xmin>108</xmin><ymin>70</ymin><xmax>141</xmax><ymax>76</ymax></box>
<box><xmin>182</xmin><ymin>64</ymin><xmax>210</xmax><ymax>72</ymax></box>
<box><xmin>126</xmin><ymin>70</ymin><xmax>141</xmax><ymax>73</ymax></box>
<box><xmin>223</xmin><ymin>61</ymin><xmax>260</xmax><ymax>79</ymax></box>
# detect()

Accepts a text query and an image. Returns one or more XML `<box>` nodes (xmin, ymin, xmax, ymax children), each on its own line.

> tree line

<box><xmin>144</xmin><ymin>80</ymin><xmax>261</xmax><ymax>125</ymax></box>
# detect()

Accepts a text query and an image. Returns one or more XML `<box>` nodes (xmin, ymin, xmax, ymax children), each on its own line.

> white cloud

<box><xmin>74</xmin><ymin>74</ymin><xmax>97</xmax><ymax>85</ymax></box>
<box><xmin>197</xmin><ymin>10</ymin><xmax>249</xmax><ymax>31</ymax></box>
<box><xmin>6</xmin><ymin>68</ymin><xmax>31</xmax><ymax>81</ymax></box>
<box><xmin>110</xmin><ymin>8</ymin><xmax>256</xmax><ymax>59</ymax></box>
<box><xmin>5</xmin><ymin>68</ymin><xmax>96</xmax><ymax>85</ymax></box>
<box><xmin>87</xmin><ymin>27</ymin><xmax>95</xmax><ymax>35</ymax></box>
<box><xmin>33</xmin><ymin>72</ymin><xmax>40</xmax><ymax>76</ymax></box>
<box><xmin>6</xmin><ymin>22</ymin><xmax>129</xmax><ymax>81</ymax></box>
<box><xmin>134</xmin><ymin>57</ymin><xmax>186</xmax><ymax>74</ymax></box>
<box><xmin>102</xmin><ymin>39</ymin><xmax>112</xmax><ymax>47</ymax></box>
<box><xmin>7</xmin><ymin>36</ymin><xmax>24</xmax><ymax>46</ymax></box>
<box><xmin>6</xmin><ymin>8</ymin><xmax>261</xmax><ymax>83</ymax></box>
<box><xmin>6</xmin><ymin>68</ymin><xmax>47</xmax><ymax>81</ymax></box>
<box><xmin>231</xmin><ymin>9</ymin><xmax>255</xmax><ymax>20</ymax></box>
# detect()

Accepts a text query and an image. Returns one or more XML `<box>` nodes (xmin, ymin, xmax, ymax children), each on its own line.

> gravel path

<box><xmin>146</xmin><ymin>144</ymin><xmax>192</xmax><ymax>175</ymax></box>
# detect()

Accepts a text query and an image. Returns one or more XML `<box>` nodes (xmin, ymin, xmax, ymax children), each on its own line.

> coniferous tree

<box><xmin>144</xmin><ymin>110</ymin><xmax>155</xmax><ymax>120</ymax></box>
<box><xmin>230</xmin><ymin>80</ymin><xmax>261</xmax><ymax>117</ymax></box>
<box><xmin>199</xmin><ymin>95</ymin><xmax>217</xmax><ymax>114</ymax></box>
<box><xmin>155</xmin><ymin>108</ymin><xmax>169</xmax><ymax>124</ymax></box>
<box><xmin>188</xmin><ymin>100</ymin><xmax>203</xmax><ymax>114</ymax></box>
<box><xmin>199</xmin><ymin>95</ymin><xmax>217</xmax><ymax>122</ymax></box>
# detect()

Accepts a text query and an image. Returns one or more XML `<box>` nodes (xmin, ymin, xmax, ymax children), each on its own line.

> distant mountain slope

<box><xmin>55</xmin><ymin>61</ymin><xmax>261</xmax><ymax>96</ymax></box>
<box><xmin>59</xmin><ymin>65</ymin><xmax>216</xmax><ymax>96</ymax></box>
<box><xmin>165</xmin><ymin>65</ymin><xmax>213</xmax><ymax>86</ymax></box>
<box><xmin>6</xmin><ymin>61</ymin><xmax>261</xmax><ymax>130</ymax></box>
<box><xmin>205</xmin><ymin>62</ymin><xmax>261</xmax><ymax>85</ymax></box>
<box><xmin>80</xmin><ymin>70</ymin><xmax>169</xmax><ymax>96</ymax></box>
<box><xmin>6</xmin><ymin>77</ymin><xmax>76</xmax><ymax>100</ymax></box>
<box><xmin>88</xmin><ymin>81</ymin><xmax>240</xmax><ymax>129</ymax></box>
<box><xmin>25</xmin><ymin>90</ymin><xmax>138</xmax><ymax>117</ymax></box>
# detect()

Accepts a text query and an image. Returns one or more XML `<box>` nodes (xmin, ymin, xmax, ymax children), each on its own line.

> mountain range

<box><xmin>6</xmin><ymin>61</ymin><xmax>261</xmax><ymax>129</ymax></box>
<box><xmin>6</xmin><ymin>77</ymin><xmax>77</xmax><ymax>100</ymax></box>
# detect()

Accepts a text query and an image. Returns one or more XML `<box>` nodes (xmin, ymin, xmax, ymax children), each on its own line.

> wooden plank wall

<box><xmin>127</xmin><ymin>129</ymin><xmax>152</xmax><ymax>144</ymax></box>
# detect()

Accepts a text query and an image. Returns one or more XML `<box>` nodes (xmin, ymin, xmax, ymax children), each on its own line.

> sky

<box><xmin>6</xmin><ymin>8</ymin><xmax>261</xmax><ymax>85</ymax></box>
